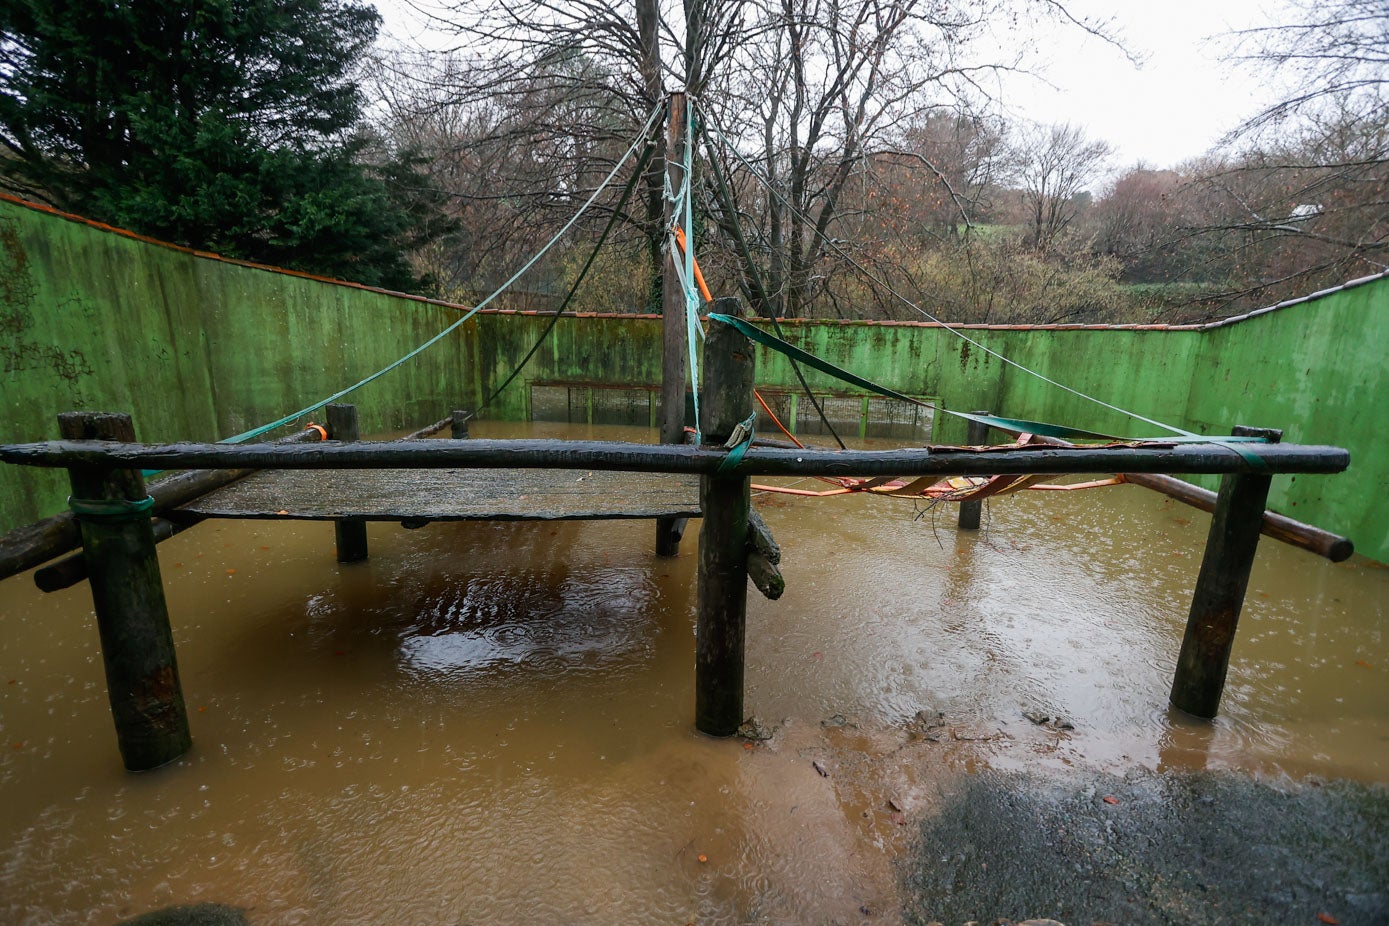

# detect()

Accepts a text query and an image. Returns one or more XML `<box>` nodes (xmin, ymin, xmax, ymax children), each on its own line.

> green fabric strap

<box><xmin>707</xmin><ymin>313</ymin><xmax>1271</xmax><ymax>467</ymax></box>
<box><xmin>716</xmin><ymin>413</ymin><xmax>757</xmax><ymax>474</ymax></box>
<box><xmin>69</xmin><ymin>494</ymin><xmax>156</xmax><ymax>522</ymax></box>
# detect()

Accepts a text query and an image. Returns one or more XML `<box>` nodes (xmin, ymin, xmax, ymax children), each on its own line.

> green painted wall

<box><xmin>0</xmin><ymin>197</ymin><xmax>476</xmax><ymax>531</ymax></box>
<box><xmin>2</xmin><ymin>196</ymin><xmax>1385</xmax><ymax>560</ymax></box>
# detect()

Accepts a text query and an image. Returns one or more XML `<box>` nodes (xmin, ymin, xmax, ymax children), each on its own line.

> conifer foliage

<box><xmin>0</xmin><ymin>0</ymin><xmax>427</xmax><ymax>289</ymax></box>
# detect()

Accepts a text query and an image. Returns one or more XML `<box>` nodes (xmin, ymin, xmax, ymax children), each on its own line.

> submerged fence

<box><xmin>1</xmin><ymin>194</ymin><xmax>1385</xmax><ymax>560</ymax></box>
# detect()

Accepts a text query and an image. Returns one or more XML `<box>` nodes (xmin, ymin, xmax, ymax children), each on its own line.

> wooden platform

<box><xmin>177</xmin><ymin>468</ymin><xmax>702</xmax><ymax>521</ymax></box>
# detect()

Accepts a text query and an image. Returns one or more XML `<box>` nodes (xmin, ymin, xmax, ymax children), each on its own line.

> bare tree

<box><xmin>1176</xmin><ymin>0</ymin><xmax>1389</xmax><ymax>308</ymax></box>
<box><xmin>1009</xmin><ymin>121</ymin><xmax>1112</xmax><ymax>252</ymax></box>
<box><xmin>1228</xmin><ymin>0</ymin><xmax>1388</xmax><ymax>135</ymax></box>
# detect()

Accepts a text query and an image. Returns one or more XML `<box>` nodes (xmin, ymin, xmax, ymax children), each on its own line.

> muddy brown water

<box><xmin>1</xmin><ymin>422</ymin><xmax>1385</xmax><ymax>924</ymax></box>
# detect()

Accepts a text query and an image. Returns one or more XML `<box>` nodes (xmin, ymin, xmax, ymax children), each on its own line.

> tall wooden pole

<box><xmin>656</xmin><ymin>91</ymin><xmax>689</xmax><ymax>557</ymax></box>
<box><xmin>326</xmin><ymin>403</ymin><xmax>369</xmax><ymax>563</ymax></box>
<box><xmin>958</xmin><ymin>411</ymin><xmax>990</xmax><ymax>530</ymax></box>
<box><xmin>1170</xmin><ymin>426</ymin><xmax>1282</xmax><ymax>719</ymax></box>
<box><xmin>696</xmin><ymin>297</ymin><xmax>754</xmax><ymax>735</ymax></box>
<box><xmin>59</xmin><ymin>412</ymin><xmax>190</xmax><ymax>771</ymax></box>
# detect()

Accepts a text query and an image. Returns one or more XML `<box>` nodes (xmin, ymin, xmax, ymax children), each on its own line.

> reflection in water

<box><xmin>0</xmin><ymin>422</ymin><xmax>1385</xmax><ymax>923</ymax></box>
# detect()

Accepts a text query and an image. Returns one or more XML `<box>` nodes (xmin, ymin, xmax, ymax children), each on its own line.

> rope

<box><xmin>697</xmin><ymin>103</ymin><xmax>1201</xmax><ymax>441</ymax></box>
<box><xmin>218</xmin><ymin>102</ymin><xmax>667</xmax><ymax>446</ymax></box>
<box><xmin>673</xmin><ymin>225</ymin><xmax>806</xmax><ymax>451</ymax></box>
<box><xmin>663</xmin><ymin>114</ymin><xmax>704</xmax><ymax>443</ymax></box>
<box><xmin>471</xmin><ymin>133</ymin><xmax>659</xmax><ymax>418</ymax></box>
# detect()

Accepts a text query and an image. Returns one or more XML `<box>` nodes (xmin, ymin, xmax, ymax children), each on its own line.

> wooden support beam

<box><xmin>746</xmin><ymin>509</ymin><xmax>784</xmax><ymax>599</ymax></box>
<box><xmin>326</xmin><ymin>404</ymin><xmax>369</xmax><ymax>564</ymax></box>
<box><xmin>1120</xmin><ymin>471</ymin><xmax>1353</xmax><ymax>562</ymax></box>
<box><xmin>0</xmin><ymin>426</ymin><xmax>323</xmax><ymax>582</ymax></box>
<box><xmin>1170</xmin><ymin>426</ymin><xmax>1281</xmax><ymax>719</ymax></box>
<box><xmin>34</xmin><ymin>515</ymin><xmax>201</xmax><ymax>592</ymax></box>
<box><xmin>747</xmin><ymin>510</ymin><xmax>781</xmax><ymax>564</ymax></box>
<box><xmin>747</xmin><ymin>552</ymin><xmax>784</xmax><ymax>600</ymax></box>
<box><xmin>696</xmin><ymin>296</ymin><xmax>753</xmax><ymax>736</ymax></box>
<box><xmin>401</xmin><ymin>415</ymin><xmax>452</xmax><ymax>440</ymax></box>
<box><xmin>58</xmin><ymin>412</ymin><xmax>191</xmax><ymax>771</ymax></box>
<box><xmin>1</xmin><ymin>437</ymin><xmax>1348</xmax><ymax>477</ymax></box>
<box><xmin>958</xmin><ymin>412</ymin><xmax>990</xmax><ymax>530</ymax></box>
<box><xmin>657</xmin><ymin>91</ymin><xmax>689</xmax><ymax>558</ymax></box>
<box><xmin>451</xmin><ymin>409</ymin><xmax>471</xmax><ymax>440</ymax></box>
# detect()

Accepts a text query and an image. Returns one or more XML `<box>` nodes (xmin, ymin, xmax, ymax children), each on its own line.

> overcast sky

<box><xmin>991</xmin><ymin>0</ymin><xmax>1282</xmax><ymax>171</ymax></box>
<box><xmin>373</xmin><ymin>0</ymin><xmax>1286</xmax><ymax>174</ymax></box>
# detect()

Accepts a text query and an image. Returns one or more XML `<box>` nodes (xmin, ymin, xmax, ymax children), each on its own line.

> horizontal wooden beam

<box><xmin>0</xmin><ymin>427</ymin><xmax>323</xmax><ymax>582</ymax></box>
<box><xmin>0</xmin><ymin>437</ymin><xmax>1350</xmax><ymax>477</ymax></box>
<box><xmin>1121</xmin><ymin>471</ymin><xmax>1354</xmax><ymax>562</ymax></box>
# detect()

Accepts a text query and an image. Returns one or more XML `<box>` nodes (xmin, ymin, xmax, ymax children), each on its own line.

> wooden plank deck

<box><xmin>177</xmin><ymin>468</ymin><xmax>702</xmax><ymax>521</ymax></box>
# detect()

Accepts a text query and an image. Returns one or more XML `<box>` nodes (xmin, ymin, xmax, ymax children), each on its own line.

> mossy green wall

<box><xmin>2</xmin><ymin>196</ymin><xmax>1384</xmax><ymax>560</ymax></box>
<box><xmin>0</xmin><ymin>198</ymin><xmax>475</xmax><ymax>531</ymax></box>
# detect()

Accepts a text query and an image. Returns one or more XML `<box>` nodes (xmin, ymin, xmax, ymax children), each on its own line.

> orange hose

<box><xmin>673</xmin><ymin>226</ymin><xmax>713</xmax><ymax>302</ymax></box>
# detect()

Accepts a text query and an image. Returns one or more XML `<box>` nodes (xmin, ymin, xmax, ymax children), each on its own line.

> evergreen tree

<box><xmin>0</xmin><ymin>0</ymin><xmax>429</xmax><ymax>289</ymax></box>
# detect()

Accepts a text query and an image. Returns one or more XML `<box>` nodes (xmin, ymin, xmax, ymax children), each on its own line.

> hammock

<box><xmin>751</xmin><ymin>434</ymin><xmax>1125</xmax><ymax>501</ymax></box>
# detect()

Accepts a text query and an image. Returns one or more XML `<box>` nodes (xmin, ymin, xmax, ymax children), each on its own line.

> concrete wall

<box><xmin>2</xmin><ymin>195</ymin><xmax>1384</xmax><ymax>560</ymax></box>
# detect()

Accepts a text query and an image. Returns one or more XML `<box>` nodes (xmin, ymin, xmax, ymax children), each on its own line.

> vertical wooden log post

<box><xmin>656</xmin><ymin>91</ymin><xmax>689</xmax><ymax>558</ymax></box>
<box><xmin>58</xmin><ymin>412</ymin><xmax>191</xmax><ymax>771</ymax></box>
<box><xmin>451</xmin><ymin>409</ymin><xmax>470</xmax><ymax>439</ymax></box>
<box><xmin>958</xmin><ymin>411</ymin><xmax>991</xmax><ymax>530</ymax></box>
<box><xmin>696</xmin><ymin>298</ymin><xmax>754</xmax><ymax>736</ymax></box>
<box><xmin>326</xmin><ymin>403</ymin><xmax>369</xmax><ymax>563</ymax></box>
<box><xmin>1170</xmin><ymin>426</ymin><xmax>1283</xmax><ymax>719</ymax></box>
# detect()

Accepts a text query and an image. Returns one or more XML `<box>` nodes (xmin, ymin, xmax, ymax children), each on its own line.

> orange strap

<box><xmin>305</xmin><ymin>423</ymin><xmax>328</xmax><ymax>441</ymax></box>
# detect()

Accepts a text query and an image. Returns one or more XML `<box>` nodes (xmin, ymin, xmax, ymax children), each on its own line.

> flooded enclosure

<box><xmin>1</xmin><ymin>422</ymin><xmax>1386</xmax><ymax>924</ymax></box>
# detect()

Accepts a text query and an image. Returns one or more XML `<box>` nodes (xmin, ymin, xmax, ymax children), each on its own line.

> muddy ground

<box><xmin>900</xmin><ymin>767</ymin><xmax>1389</xmax><ymax>926</ymax></box>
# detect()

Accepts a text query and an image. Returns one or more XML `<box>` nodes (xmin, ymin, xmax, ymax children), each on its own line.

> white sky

<box><xmin>372</xmin><ymin>0</ymin><xmax>1286</xmax><ymax>173</ymax></box>
<box><xmin>991</xmin><ymin>0</ymin><xmax>1283</xmax><ymax>170</ymax></box>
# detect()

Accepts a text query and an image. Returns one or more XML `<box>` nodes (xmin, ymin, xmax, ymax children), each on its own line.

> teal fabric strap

<box><xmin>69</xmin><ymin>494</ymin><xmax>156</xmax><ymax>522</ymax></box>
<box><xmin>716</xmin><ymin>413</ymin><xmax>757</xmax><ymax>474</ymax></box>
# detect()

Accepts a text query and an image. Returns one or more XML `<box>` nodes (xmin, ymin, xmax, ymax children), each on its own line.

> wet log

<box><xmin>657</xmin><ymin>92</ymin><xmax>689</xmax><ymax>559</ymax></box>
<box><xmin>34</xmin><ymin>515</ymin><xmax>202</xmax><ymax>592</ymax></box>
<box><xmin>326</xmin><ymin>404</ymin><xmax>369</xmax><ymax>563</ymax></box>
<box><xmin>1170</xmin><ymin>427</ymin><xmax>1281</xmax><ymax>720</ymax></box>
<box><xmin>696</xmin><ymin>296</ymin><xmax>754</xmax><ymax>736</ymax></box>
<box><xmin>747</xmin><ymin>510</ymin><xmax>781</xmax><ymax>564</ymax></box>
<box><xmin>402</xmin><ymin>415</ymin><xmax>452</xmax><ymax>440</ymax></box>
<box><xmin>746</xmin><ymin>552</ymin><xmax>784</xmax><ymax>600</ymax></box>
<box><xmin>1120</xmin><ymin>471</ymin><xmax>1353</xmax><ymax>562</ymax></box>
<box><xmin>0</xmin><ymin>427</ymin><xmax>323</xmax><ymax>581</ymax></box>
<box><xmin>0</xmin><ymin>437</ymin><xmax>1350</xmax><ymax>477</ymax></box>
<box><xmin>59</xmin><ymin>412</ymin><xmax>190</xmax><ymax>771</ymax></box>
<box><xmin>958</xmin><ymin>412</ymin><xmax>990</xmax><ymax>530</ymax></box>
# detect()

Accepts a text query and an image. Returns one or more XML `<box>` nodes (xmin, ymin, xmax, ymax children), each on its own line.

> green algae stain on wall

<box><xmin>0</xmin><ymin>216</ymin><xmax>96</xmax><ymax>402</ymax></box>
<box><xmin>0</xmin><ymin>196</ymin><xmax>1383</xmax><ymax>561</ymax></box>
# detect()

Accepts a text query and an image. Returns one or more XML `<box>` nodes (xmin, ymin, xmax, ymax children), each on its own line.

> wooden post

<box><xmin>696</xmin><ymin>297</ymin><xmax>754</xmax><ymax>736</ymax></box>
<box><xmin>58</xmin><ymin>412</ymin><xmax>190</xmax><ymax>771</ymax></box>
<box><xmin>326</xmin><ymin>403</ymin><xmax>369</xmax><ymax>563</ymax></box>
<box><xmin>451</xmin><ymin>409</ymin><xmax>470</xmax><ymax>439</ymax></box>
<box><xmin>958</xmin><ymin>411</ymin><xmax>990</xmax><ymax>530</ymax></box>
<box><xmin>656</xmin><ymin>91</ymin><xmax>689</xmax><ymax>558</ymax></box>
<box><xmin>1170</xmin><ymin>426</ymin><xmax>1282</xmax><ymax>719</ymax></box>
